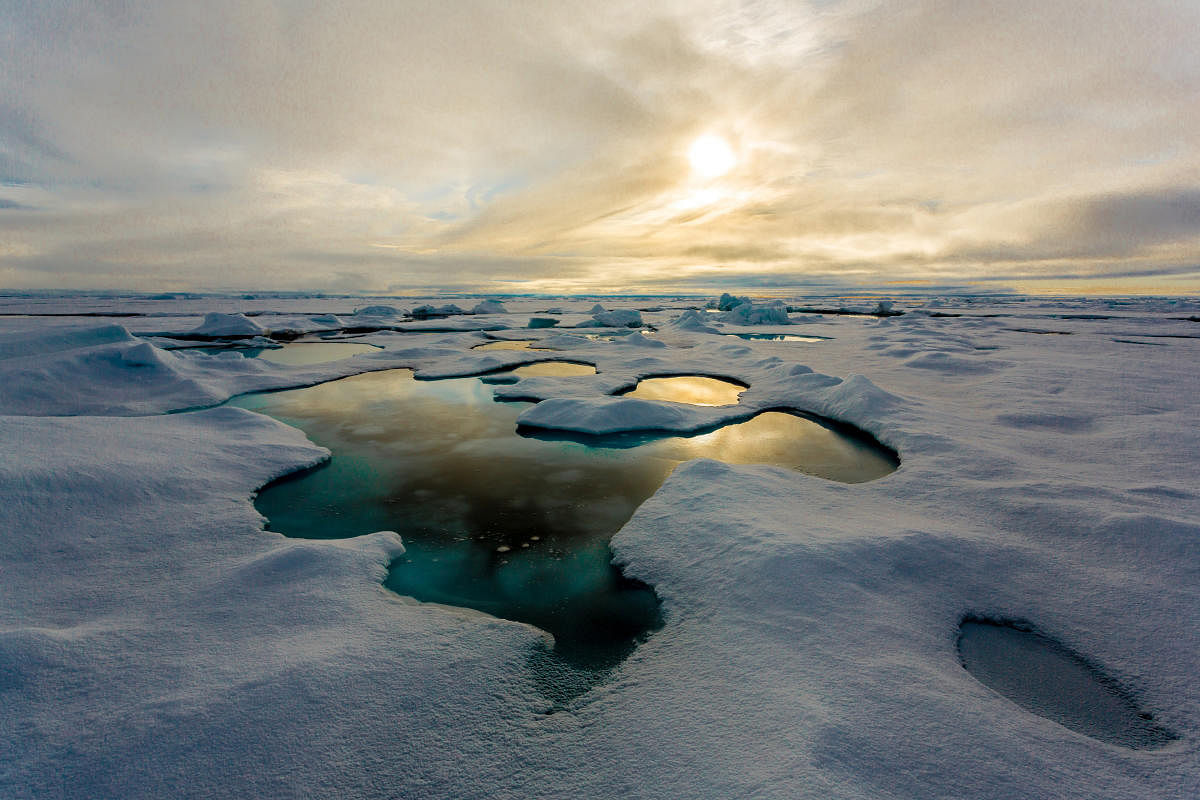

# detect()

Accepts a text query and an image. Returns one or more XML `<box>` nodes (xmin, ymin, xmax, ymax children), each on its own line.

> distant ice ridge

<box><xmin>703</xmin><ymin>293</ymin><xmax>792</xmax><ymax>325</ymax></box>
<box><xmin>576</xmin><ymin>307</ymin><xmax>644</xmax><ymax>328</ymax></box>
<box><xmin>472</xmin><ymin>299</ymin><xmax>508</xmax><ymax>314</ymax></box>
<box><xmin>353</xmin><ymin>305</ymin><xmax>406</xmax><ymax>319</ymax></box>
<box><xmin>412</xmin><ymin>303</ymin><xmax>465</xmax><ymax>318</ymax></box>
<box><xmin>188</xmin><ymin>312</ymin><xmax>265</xmax><ymax>337</ymax></box>
<box><xmin>716</xmin><ymin>299</ymin><xmax>790</xmax><ymax>325</ymax></box>
<box><xmin>666</xmin><ymin>309</ymin><xmax>722</xmax><ymax>334</ymax></box>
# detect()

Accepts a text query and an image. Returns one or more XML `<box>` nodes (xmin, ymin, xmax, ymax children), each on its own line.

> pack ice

<box><xmin>0</xmin><ymin>293</ymin><xmax>1196</xmax><ymax>799</ymax></box>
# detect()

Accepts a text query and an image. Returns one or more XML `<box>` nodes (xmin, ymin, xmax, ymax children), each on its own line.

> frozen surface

<box><xmin>1</xmin><ymin>293</ymin><xmax>1198</xmax><ymax>799</ymax></box>
<box><xmin>187</xmin><ymin>312</ymin><xmax>265</xmax><ymax>337</ymax></box>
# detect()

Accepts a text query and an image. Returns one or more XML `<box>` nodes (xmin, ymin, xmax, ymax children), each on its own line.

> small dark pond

<box><xmin>231</xmin><ymin>368</ymin><xmax>896</xmax><ymax>702</ymax></box>
<box><xmin>957</xmin><ymin>618</ymin><xmax>1175</xmax><ymax>749</ymax></box>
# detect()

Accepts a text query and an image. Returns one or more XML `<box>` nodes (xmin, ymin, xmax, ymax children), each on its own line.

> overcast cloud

<box><xmin>1</xmin><ymin>0</ymin><xmax>1198</xmax><ymax>292</ymax></box>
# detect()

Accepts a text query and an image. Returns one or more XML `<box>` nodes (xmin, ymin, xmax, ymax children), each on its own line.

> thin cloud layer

<box><xmin>1</xmin><ymin>0</ymin><xmax>1197</xmax><ymax>292</ymax></box>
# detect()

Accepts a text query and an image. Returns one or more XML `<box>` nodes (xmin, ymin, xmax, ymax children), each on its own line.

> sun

<box><xmin>688</xmin><ymin>134</ymin><xmax>736</xmax><ymax>179</ymax></box>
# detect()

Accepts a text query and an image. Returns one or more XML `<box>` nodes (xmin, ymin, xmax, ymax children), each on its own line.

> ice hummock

<box><xmin>188</xmin><ymin>312</ymin><xmax>266</xmax><ymax>337</ymax></box>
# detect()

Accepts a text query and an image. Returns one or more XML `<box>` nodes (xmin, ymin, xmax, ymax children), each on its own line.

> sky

<box><xmin>1</xmin><ymin>0</ymin><xmax>1198</xmax><ymax>295</ymax></box>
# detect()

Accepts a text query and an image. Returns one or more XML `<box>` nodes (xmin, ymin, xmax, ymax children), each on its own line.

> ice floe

<box><xmin>0</xmin><ymin>293</ymin><xmax>1197</xmax><ymax>799</ymax></box>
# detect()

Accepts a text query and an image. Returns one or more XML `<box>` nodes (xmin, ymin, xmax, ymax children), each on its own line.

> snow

<box><xmin>1</xmin><ymin>293</ymin><xmax>1198</xmax><ymax>799</ymax></box>
<box><xmin>712</xmin><ymin>292</ymin><xmax>750</xmax><ymax>310</ymax></box>
<box><xmin>715</xmin><ymin>298</ymin><xmax>791</xmax><ymax>325</ymax></box>
<box><xmin>308</xmin><ymin>313</ymin><xmax>344</xmax><ymax>328</ymax></box>
<box><xmin>666</xmin><ymin>309</ymin><xmax>723</xmax><ymax>334</ymax></box>
<box><xmin>352</xmin><ymin>305</ymin><xmax>404</xmax><ymax>318</ymax></box>
<box><xmin>472</xmin><ymin>299</ymin><xmax>508</xmax><ymax>314</ymax></box>
<box><xmin>187</xmin><ymin>312</ymin><xmax>265</xmax><ymax>337</ymax></box>
<box><xmin>577</xmin><ymin>308</ymin><xmax>644</xmax><ymax>328</ymax></box>
<box><xmin>412</xmin><ymin>303</ymin><xmax>466</xmax><ymax>318</ymax></box>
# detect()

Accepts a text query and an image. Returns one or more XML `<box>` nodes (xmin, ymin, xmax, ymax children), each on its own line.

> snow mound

<box><xmin>611</xmin><ymin>331</ymin><xmax>666</xmax><ymax>348</ymax></box>
<box><xmin>517</xmin><ymin>396</ymin><xmax>698</xmax><ymax>434</ymax></box>
<box><xmin>0</xmin><ymin>324</ymin><xmax>232</xmax><ymax>415</ymax></box>
<box><xmin>189</xmin><ymin>312</ymin><xmax>265</xmax><ymax>337</ymax></box>
<box><xmin>228</xmin><ymin>532</ymin><xmax>406</xmax><ymax>590</ymax></box>
<box><xmin>309</xmin><ymin>314</ymin><xmax>344</xmax><ymax>328</ymax></box>
<box><xmin>471</xmin><ymin>300</ymin><xmax>508</xmax><ymax>314</ymax></box>
<box><xmin>412</xmin><ymin>303</ymin><xmax>465</xmax><ymax>318</ymax></box>
<box><xmin>710</xmin><ymin>292</ymin><xmax>751</xmax><ymax>311</ymax></box>
<box><xmin>353</xmin><ymin>305</ymin><xmax>404</xmax><ymax>318</ymax></box>
<box><xmin>577</xmin><ymin>308</ymin><xmax>644</xmax><ymax>328</ymax></box>
<box><xmin>667</xmin><ymin>309</ymin><xmax>722</xmax><ymax>334</ymax></box>
<box><xmin>717</xmin><ymin>299</ymin><xmax>790</xmax><ymax>325</ymax></box>
<box><xmin>808</xmin><ymin>373</ymin><xmax>904</xmax><ymax>428</ymax></box>
<box><xmin>0</xmin><ymin>323</ymin><xmax>135</xmax><ymax>360</ymax></box>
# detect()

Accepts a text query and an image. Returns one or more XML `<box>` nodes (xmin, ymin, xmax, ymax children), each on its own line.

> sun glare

<box><xmin>688</xmin><ymin>134</ymin><xmax>736</xmax><ymax>179</ymax></box>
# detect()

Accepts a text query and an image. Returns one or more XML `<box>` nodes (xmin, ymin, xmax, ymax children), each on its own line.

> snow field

<box><xmin>0</xmin><ymin>294</ymin><xmax>1196</xmax><ymax>798</ymax></box>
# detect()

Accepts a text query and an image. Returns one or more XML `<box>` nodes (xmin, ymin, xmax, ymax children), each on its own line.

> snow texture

<box><xmin>472</xmin><ymin>299</ymin><xmax>508</xmax><ymax>314</ymax></box>
<box><xmin>577</xmin><ymin>308</ymin><xmax>644</xmax><ymax>328</ymax></box>
<box><xmin>1</xmin><ymin>293</ymin><xmax>1197</xmax><ymax>799</ymax></box>
<box><xmin>715</xmin><ymin>298</ymin><xmax>791</xmax><ymax>325</ymax></box>
<box><xmin>188</xmin><ymin>312</ymin><xmax>265</xmax><ymax>337</ymax></box>
<box><xmin>352</xmin><ymin>304</ymin><xmax>404</xmax><ymax>318</ymax></box>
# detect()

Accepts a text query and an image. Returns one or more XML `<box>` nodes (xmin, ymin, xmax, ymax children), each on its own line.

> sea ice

<box><xmin>187</xmin><ymin>312</ymin><xmax>266</xmax><ymax>337</ymax></box>
<box><xmin>0</xmin><ymin>293</ymin><xmax>1196</xmax><ymax>800</ymax></box>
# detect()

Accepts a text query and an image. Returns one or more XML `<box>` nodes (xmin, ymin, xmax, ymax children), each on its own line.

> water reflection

<box><xmin>507</xmin><ymin>361</ymin><xmax>597</xmax><ymax>377</ymax></box>
<box><xmin>472</xmin><ymin>339</ymin><xmax>548</xmax><ymax>351</ymax></box>
<box><xmin>619</xmin><ymin>375</ymin><xmax>746</xmax><ymax>406</ymax></box>
<box><xmin>256</xmin><ymin>341</ymin><xmax>380</xmax><ymax>366</ymax></box>
<box><xmin>184</xmin><ymin>341</ymin><xmax>379</xmax><ymax>365</ymax></box>
<box><xmin>231</xmin><ymin>369</ymin><xmax>895</xmax><ymax>701</ymax></box>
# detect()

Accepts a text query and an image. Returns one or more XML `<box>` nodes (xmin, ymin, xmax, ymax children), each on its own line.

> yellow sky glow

<box><xmin>0</xmin><ymin>1</ymin><xmax>1197</xmax><ymax>295</ymax></box>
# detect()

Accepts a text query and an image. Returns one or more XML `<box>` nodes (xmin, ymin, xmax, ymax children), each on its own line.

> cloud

<box><xmin>1</xmin><ymin>0</ymin><xmax>1198</xmax><ymax>291</ymax></box>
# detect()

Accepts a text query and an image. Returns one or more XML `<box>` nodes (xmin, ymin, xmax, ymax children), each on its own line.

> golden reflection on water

<box><xmin>624</xmin><ymin>375</ymin><xmax>745</xmax><ymax>406</ymax></box>
<box><xmin>653</xmin><ymin>411</ymin><xmax>896</xmax><ymax>483</ymax></box>
<box><xmin>473</xmin><ymin>340</ymin><xmax>546</xmax><ymax>351</ymax></box>
<box><xmin>232</xmin><ymin>368</ymin><xmax>896</xmax><ymax>692</ymax></box>
<box><xmin>255</xmin><ymin>341</ymin><xmax>380</xmax><ymax>366</ymax></box>
<box><xmin>509</xmin><ymin>361</ymin><xmax>597</xmax><ymax>377</ymax></box>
